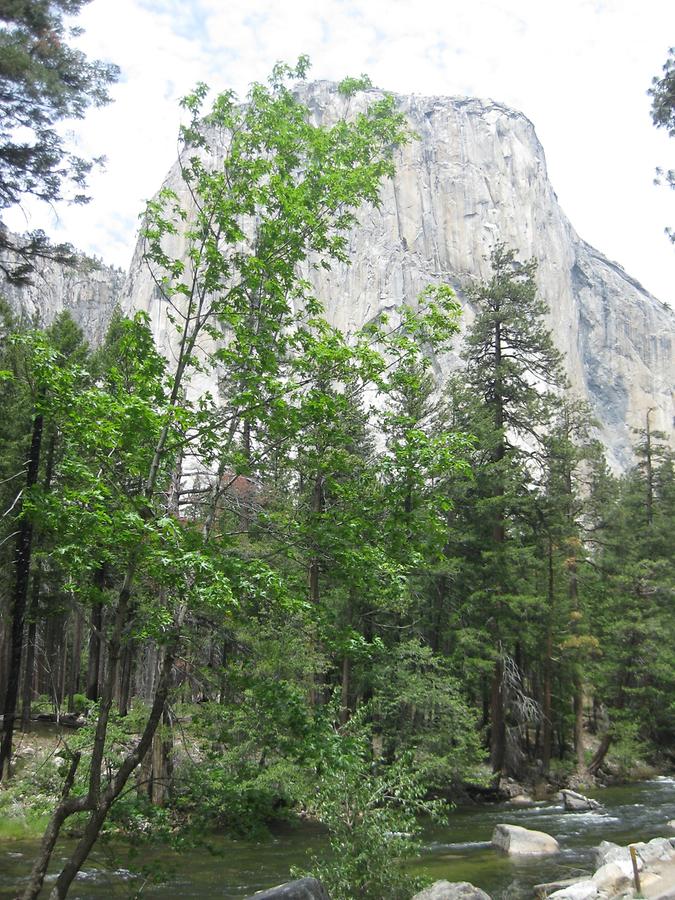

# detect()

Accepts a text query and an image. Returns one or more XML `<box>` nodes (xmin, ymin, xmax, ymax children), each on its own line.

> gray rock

<box><xmin>548</xmin><ymin>881</ymin><xmax>598</xmax><ymax>900</ymax></box>
<box><xmin>638</xmin><ymin>871</ymin><xmax>664</xmax><ymax>893</ymax></box>
<box><xmin>562</xmin><ymin>790</ymin><xmax>601</xmax><ymax>812</ymax></box>
<box><xmin>591</xmin><ymin>862</ymin><xmax>631</xmax><ymax>895</ymax></box>
<box><xmin>595</xmin><ymin>841</ymin><xmax>644</xmax><ymax>872</ymax></box>
<box><xmin>411</xmin><ymin>881</ymin><xmax>491</xmax><ymax>900</ymax></box>
<box><xmin>534</xmin><ymin>877</ymin><xmax>592</xmax><ymax>898</ymax></box>
<box><xmin>244</xmin><ymin>878</ymin><xmax>330</xmax><ymax>900</ymax></box>
<box><xmin>492</xmin><ymin>823</ymin><xmax>560</xmax><ymax>855</ymax></box>
<box><xmin>633</xmin><ymin>837</ymin><xmax>675</xmax><ymax>866</ymax></box>
<box><xmin>499</xmin><ymin>778</ymin><xmax>527</xmax><ymax>799</ymax></box>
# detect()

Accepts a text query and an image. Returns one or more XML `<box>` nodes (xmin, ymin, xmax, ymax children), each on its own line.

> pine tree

<box><xmin>458</xmin><ymin>243</ymin><xmax>566</xmax><ymax>773</ymax></box>
<box><xmin>0</xmin><ymin>0</ymin><xmax>119</xmax><ymax>280</ymax></box>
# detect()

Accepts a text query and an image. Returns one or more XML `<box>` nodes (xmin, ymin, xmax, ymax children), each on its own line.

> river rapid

<box><xmin>2</xmin><ymin>777</ymin><xmax>674</xmax><ymax>899</ymax></box>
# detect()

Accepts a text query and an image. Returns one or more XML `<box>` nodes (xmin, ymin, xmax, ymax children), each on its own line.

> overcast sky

<box><xmin>5</xmin><ymin>0</ymin><xmax>675</xmax><ymax>306</ymax></box>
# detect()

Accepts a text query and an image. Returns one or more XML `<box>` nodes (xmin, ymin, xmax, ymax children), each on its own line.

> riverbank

<box><xmin>2</xmin><ymin>757</ymin><xmax>675</xmax><ymax>898</ymax></box>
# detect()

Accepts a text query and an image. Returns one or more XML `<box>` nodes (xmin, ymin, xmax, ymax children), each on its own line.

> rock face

<box><xmin>124</xmin><ymin>82</ymin><xmax>675</xmax><ymax>469</ymax></box>
<box><xmin>412</xmin><ymin>881</ymin><xmax>491</xmax><ymax>900</ymax></box>
<box><xmin>492</xmin><ymin>823</ymin><xmax>560</xmax><ymax>855</ymax></box>
<box><xmin>0</xmin><ymin>237</ymin><xmax>123</xmax><ymax>346</ymax></box>
<box><xmin>3</xmin><ymin>83</ymin><xmax>673</xmax><ymax>467</ymax></box>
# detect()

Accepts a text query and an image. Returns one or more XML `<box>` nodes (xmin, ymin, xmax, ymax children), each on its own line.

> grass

<box><xmin>0</xmin><ymin>811</ymin><xmax>50</xmax><ymax>840</ymax></box>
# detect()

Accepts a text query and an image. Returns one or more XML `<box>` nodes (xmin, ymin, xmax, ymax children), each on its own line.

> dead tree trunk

<box><xmin>588</xmin><ymin>732</ymin><xmax>612</xmax><ymax>776</ymax></box>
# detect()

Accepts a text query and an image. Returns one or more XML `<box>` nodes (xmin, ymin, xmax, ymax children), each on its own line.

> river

<box><xmin>2</xmin><ymin>777</ymin><xmax>674</xmax><ymax>898</ymax></box>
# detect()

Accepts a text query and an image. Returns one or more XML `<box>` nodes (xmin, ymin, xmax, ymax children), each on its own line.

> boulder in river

<box><xmin>411</xmin><ymin>881</ymin><xmax>491</xmax><ymax>900</ymax></box>
<box><xmin>491</xmin><ymin>823</ymin><xmax>559</xmax><ymax>855</ymax></box>
<box><xmin>244</xmin><ymin>877</ymin><xmax>330</xmax><ymax>900</ymax></box>
<box><xmin>561</xmin><ymin>790</ymin><xmax>601</xmax><ymax>812</ymax></box>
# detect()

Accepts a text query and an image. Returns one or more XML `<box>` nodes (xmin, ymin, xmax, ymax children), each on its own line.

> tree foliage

<box><xmin>649</xmin><ymin>46</ymin><xmax>675</xmax><ymax>242</ymax></box>
<box><xmin>0</xmin><ymin>0</ymin><xmax>118</xmax><ymax>210</ymax></box>
<box><xmin>0</xmin><ymin>0</ymin><xmax>119</xmax><ymax>281</ymax></box>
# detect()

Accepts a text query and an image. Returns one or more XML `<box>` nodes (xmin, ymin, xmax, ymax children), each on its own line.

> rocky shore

<box><xmin>249</xmin><ymin>834</ymin><xmax>675</xmax><ymax>900</ymax></box>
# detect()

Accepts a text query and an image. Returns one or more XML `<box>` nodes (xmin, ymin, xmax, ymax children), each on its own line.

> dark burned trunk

<box><xmin>86</xmin><ymin>566</ymin><xmax>106</xmax><ymax>702</ymax></box>
<box><xmin>149</xmin><ymin>705</ymin><xmax>172</xmax><ymax>805</ymax></box>
<box><xmin>308</xmin><ymin>472</ymin><xmax>324</xmax><ymax>707</ymax></box>
<box><xmin>542</xmin><ymin>537</ymin><xmax>554</xmax><ymax>773</ymax></box>
<box><xmin>567</xmin><ymin>553</ymin><xmax>586</xmax><ymax>773</ymax></box>
<box><xmin>0</xmin><ymin>408</ymin><xmax>43</xmax><ymax>780</ymax></box>
<box><xmin>339</xmin><ymin>597</ymin><xmax>353</xmax><ymax>725</ymax></box>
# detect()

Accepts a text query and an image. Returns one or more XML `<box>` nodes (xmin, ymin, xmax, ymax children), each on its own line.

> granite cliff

<box><xmin>0</xmin><ymin>238</ymin><xmax>123</xmax><ymax>346</ymax></box>
<box><xmin>2</xmin><ymin>82</ymin><xmax>673</xmax><ymax>468</ymax></box>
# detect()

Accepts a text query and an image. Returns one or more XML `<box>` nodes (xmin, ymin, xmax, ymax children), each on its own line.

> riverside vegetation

<box><xmin>0</xmin><ymin>21</ymin><xmax>674</xmax><ymax>900</ymax></box>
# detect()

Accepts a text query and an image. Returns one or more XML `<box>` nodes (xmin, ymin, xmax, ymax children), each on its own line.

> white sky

<box><xmin>5</xmin><ymin>0</ymin><xmax>675</xmax><ymax>306</ymax></box>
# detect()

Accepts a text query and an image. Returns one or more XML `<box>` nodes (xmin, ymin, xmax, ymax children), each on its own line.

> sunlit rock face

<box><xmin>298</xmin><ymin>83</ymin><xmax>673</xmax><ymax>469</ymax></box>
<box><xmin>125</xmin><ymin>82</ymin><xmax>673</xmax><ymax>468</ymax></box>
<box><xmin>3</xmin><ymin>83</ymin><xmax>673</xmax><ymax>468</ymax></box>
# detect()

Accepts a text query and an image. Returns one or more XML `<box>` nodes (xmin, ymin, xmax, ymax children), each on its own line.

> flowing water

<box><xmin>2</xmin><ymin>777</ymin><xmax>674</xmax><ymax>899</ymax></box>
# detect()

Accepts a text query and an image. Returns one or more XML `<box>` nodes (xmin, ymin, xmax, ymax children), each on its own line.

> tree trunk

<box><xmin>0</xmin><ymin>409</ymin><xmax>43</xmax><ymax>780</ymax></box>
<box><xmin>67</xmin><ymin>611</ymin><xmax>83</xmax><ymax>713</ymax></box>
<box><xmin>23</xmin><ymin>646</ymin><xmax>176</xmax><ymax>900</ymax></box>
<box><xmin>20</xmin><ymin>619</ymin><xmax>37</xmax><ymax>728</ymax></box>
<box><xmin>20</xmin><ymin>426</ymin><xmax>57</xmax><ymax>728</ymax></box>
<box><xmin>117</xmin><ymin>640</ymin><xmax>133</xmax><ymax>717</ymax></box>
<box><xmin>489</xmin><ymin>657</ymin><xmax>505</xmax><ymax>772</ymax></box>
<box><xmin>542</xmin><ymin>538</ymin><xmax>554</xmax><ymax>773</ymax></box>
<box><xmin>86</xmin><ymin>565</ymin><xmax>107</xmax><ymax>702</ymax></box>
<box><xmin>150</xmin><ymin>705</ymin><xmax>172</xmax><ymax>805</ymax></box>
<box><xmin>588</xmin><ymin>732</ymin><xmax>612</xmax><ymax>776</ymax></box>
<box><xmin>340</xmin><ymin>655</ymin><xmax>351</xmax><ymax>726</ymax></box>
<box><xmin>20</xmin><ymin>752</ymin><xmax>81</xmax><ymax>900</ymax></box>
<box><xmin>573</xmin><ymin>672</ymin><xmax>585</xmax><ymax>771</ymax></box>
